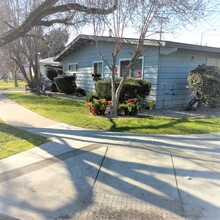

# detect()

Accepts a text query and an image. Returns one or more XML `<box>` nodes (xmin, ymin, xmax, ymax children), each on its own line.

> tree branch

<box><xmin>36</xmin><ymin>19</ymin><xmax>75</xmax><ymax>27</ymax></box>
<box><xmin>0</xmin><ymin>0</ymin><xmax>118</xmax><ymax>47</ymax></box>
<box><xmin>42</xmin><ymin>3</ymin><xmax>118</xmax><ymax>17</ymax></box>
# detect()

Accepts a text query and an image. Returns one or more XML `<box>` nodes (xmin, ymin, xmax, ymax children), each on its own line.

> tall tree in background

<box><xmin>92</xmin><ymin>0</ymin><xmax>212</xmax><ymax>117</ymax></box>
<box><xmin>40</xmin><ymin>28</ymin><xmax>69</xmax><ymax>58</ymax></box>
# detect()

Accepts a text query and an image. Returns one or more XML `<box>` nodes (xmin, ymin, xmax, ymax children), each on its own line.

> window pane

<box><xmin>120</xmin><ymin>59</ymin><xmax>143</xmax><ymax>78</ymax></box>
<box><xmin>69</xmin><ymin>64</ymin><xmax>78</xmax><ymax>72</ymax></box>
<box><xmin>131</xmin><ymin>59</ymin><xmax>142</xmax><ymax>78</ymax></box>
<box><xmin>93</xmin><ymin>62</ymin><xmax>103</xmax><ymax>75</ymax></box>
<box><xmin>120</xmin><ymin>60</ymin><xmax>130</xmax><ymax>77</ymax></box>
<box><xmin>207</xmin><ymin>58</ymin><xmax>220</xmax><ymax>67</ymax></box>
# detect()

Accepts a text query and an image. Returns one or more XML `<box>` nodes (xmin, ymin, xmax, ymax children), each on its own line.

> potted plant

<box><xmin>146</xmin><ymin>100</ymin><xmax>155</xmax><ymax>110</ymax></box>
<box><xmin>118</xmin><ymin>98</ymin><xmax>139</xmax><ymax>116</ymax></box>
<box><xmin>85</xmin><ymin>99</ymin><xmax>111</xmax><ymax>115</ymax></box>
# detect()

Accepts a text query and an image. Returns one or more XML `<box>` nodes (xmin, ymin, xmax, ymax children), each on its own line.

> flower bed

<box><xmin>85</xmin><ymin>98</ymin><xmax>140</xmax><ymax>116</ymax></box>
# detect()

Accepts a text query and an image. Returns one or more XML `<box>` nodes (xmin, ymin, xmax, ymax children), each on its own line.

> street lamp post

<box><xmin>200</xmin><ymin>29</ymin><xmax>216</xmax><ymax>45</ymax></box>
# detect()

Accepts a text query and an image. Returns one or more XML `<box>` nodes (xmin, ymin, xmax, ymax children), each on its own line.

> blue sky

<box><xmin>164</xmin><ymin>22</ymin><xmax>219</xmax><ymax>47</ymax></box>
<box><xmin>152</xmin><ymin>2</ymin><xmax>220</xmax><ymax>47</ymax></box>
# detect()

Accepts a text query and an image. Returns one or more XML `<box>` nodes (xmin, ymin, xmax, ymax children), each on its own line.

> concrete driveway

<box><xmin>0</xmin><ymin>93</ymin><xmax>220</xmax><ymax>220</ymax></box>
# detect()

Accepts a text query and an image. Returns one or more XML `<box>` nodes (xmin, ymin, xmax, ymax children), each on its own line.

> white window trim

<box><xmin>92</xmin><ymin>61</ymin><xmax>104</xmax><ymax>78</ymax></box>
<box><xmin>119</xmin><ymin>56</ymin><xmax>144</xmax><ymax>79</ymax></box>
<box><xmin>67</xmin><ymin>63</ymin><xmax>79</xmax><ymax>74</ymax></box>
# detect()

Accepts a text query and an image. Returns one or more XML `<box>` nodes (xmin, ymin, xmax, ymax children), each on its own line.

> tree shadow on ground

<box><xmin>0</xmin><ymin>126</ymin><xmax>220</xmax><ymax>219</ymax></box>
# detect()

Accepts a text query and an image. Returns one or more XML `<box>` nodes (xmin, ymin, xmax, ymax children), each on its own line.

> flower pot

<box><xmin>147</xmin><ymin>100</ymin><xmax>154</xmax><ymax>110</ymax></box>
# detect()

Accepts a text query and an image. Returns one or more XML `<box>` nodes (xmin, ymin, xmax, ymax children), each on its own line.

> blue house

<box><xmin>54</xmin><ymin>34</ymin><xmax>220</xmax><ymax>109</ymax></box>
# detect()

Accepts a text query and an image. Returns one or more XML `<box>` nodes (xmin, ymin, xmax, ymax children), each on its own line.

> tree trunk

<box><xmin>11</xmin><ymin>57</ymin><xmax>31</xmax><ymax>85</ymax></box>
<box><xmin>11</xmin><ymin>69</ymin><xmax>19</xmax><ymax>87</ymax></box>
<box><xmin>111</xmin><ymin>93</ymin><xmax>119</xmax><ymax>117</ymax></box>
<box><xmin>29</xmin><ymin>64</ymin><xmax>34</xmax><ymax>82</ymax></box>
<box><xmin>13</xmin><ymin>73</ymin><xmax>18</xmax><ymax>87</ymax></box>
<box><xmin>111</xmin><ymin>70</ymin><xmax>117</xmax><ymax>117</ymax></box>
<box><xmin>111</xmin><ymin>76</ymin><xmax>126</xmax><ymax>117</ymax></box>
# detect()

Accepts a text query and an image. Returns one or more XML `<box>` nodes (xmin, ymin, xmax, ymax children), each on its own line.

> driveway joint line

<box><xmin>170</xmin><ymin>153</ymin><xmax>185</xmax><ymax>216</ymax></box>
<box><xmin>89</xmin><ymin>147</ymin><xmax>108</xmax><ymax>193</ymax></box>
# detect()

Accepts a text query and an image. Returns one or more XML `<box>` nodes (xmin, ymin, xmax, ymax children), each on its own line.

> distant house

<box><xmin>39</xmin><ymin>57</ymin><xmax>62</xmax><ymax>80</ymax></box>
<box><xmin>54</xmin><ymin>34</ymin><xmax>220</xmax><ymax>109</ymax></box>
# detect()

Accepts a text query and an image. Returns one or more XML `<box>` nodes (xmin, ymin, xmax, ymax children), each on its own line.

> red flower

<box><xmin>127</xmin><ymin>98</ymin><xmax>135</xmax><ymax>103</ymax></box>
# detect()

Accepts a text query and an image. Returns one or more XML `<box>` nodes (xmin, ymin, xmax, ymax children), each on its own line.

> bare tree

<box><xmin>0</xmin><ymin>49</ymin><xmax>20</xmax><ymax>87</ymax></box>
<box><xmin>0</xmin><ymin>0</ymin><xmax>118</xmax><ymax>47</ymax></box>
<box><xmin>0</xmin><ymin>0</ymin><xmax>118</xmax><ymax>89</ymax></box>
<box><xmin>92</xmin><ymin>0</ymin><xmax>210</xmax><ymax>117</ymax></box>
<box><xmin>1</xmin><ymin>0</ymin><xmax>43</xmax><ymax>87</ymax></box>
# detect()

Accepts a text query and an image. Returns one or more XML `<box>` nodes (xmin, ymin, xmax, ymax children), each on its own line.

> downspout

<box><xmin>155</xmin><ymin>46</ymin><xmax>162</xmax><ymax>109</ymax></box>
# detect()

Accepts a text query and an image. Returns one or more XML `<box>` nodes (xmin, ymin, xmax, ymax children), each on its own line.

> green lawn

<box><xmin>0</xmin><ymin>119</ymin><xmax>49</xmax><ymax>159</ymax></box>
<box><xmin>0</xmin><ymin>79</ymin><xmax>26</xmax><ymax>90</ymax></box>
<box><xmin>6</xmin><ymin>93</ymin><xmax>220</xmax><ymax>135</ymax></box>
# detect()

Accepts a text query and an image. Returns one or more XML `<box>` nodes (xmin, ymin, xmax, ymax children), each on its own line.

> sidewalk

<box><xmin>0</xmin><ymin>93</ymin><xmax>220</xmax><ymax>220</ymax></box>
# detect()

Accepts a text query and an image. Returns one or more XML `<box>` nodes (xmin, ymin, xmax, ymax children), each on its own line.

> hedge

<box><xmin>54</xmin><ymin>75</ymin><xmax>76</xmax><ymax>94</ymax></box>
<box><xmin>95</xmin><ymin>78</ymin><xmax>151</xmax><ymax>102</ymax></box>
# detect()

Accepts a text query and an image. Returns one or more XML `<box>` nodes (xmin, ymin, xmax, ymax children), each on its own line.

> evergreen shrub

<box><xmin>188</xmin><ymin>64</ymin><xmax>220</xmax><ymax>107</ymax></box>
<box><xmin>54</xmin><ymin>75</ymin><xmax>76</xmax><ymax>94</ymax></box>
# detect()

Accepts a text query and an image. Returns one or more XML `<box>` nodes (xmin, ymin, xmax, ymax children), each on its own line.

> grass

<box><xmin>0</xmin><ymin>119</ymin><xmax>49</xmax><ymax>159</ymax></box>
<box><xmin>5</xmin><ymin>93</ymin><xmax>220</xmax><ymax>135</ymax></box>
<box><xmin>0</xmin><ymin>79</ymin><xmax>26</xmax><ymax>90</ymax></box>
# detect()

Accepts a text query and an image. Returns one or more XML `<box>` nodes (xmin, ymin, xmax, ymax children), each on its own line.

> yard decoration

<box><xmin>137</xmin><ymin>70</ymin><xmax>142</xmax><ymax>78</ymax></box>
<box><xmin>146</xmin><ymin>100</ymin><xmax>155</xmax><ymax>110</ymax></box>
<box><xmin>92</xmin><ymin>73</ymin><xmax>101</xmax><ymax>81</ymax></box>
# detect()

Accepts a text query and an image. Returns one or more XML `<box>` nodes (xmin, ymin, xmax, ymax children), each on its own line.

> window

<box><xmin>93</xmin><ymin>61</ymin><xmax>103</xmax><ymax>77</ymax></box>
<box><xmin>120</xmin><ymin>60</ymin><xmax>130</xmax><ymax>77</ymax></box>
<box><xmin>207</xmin><ymin>58</ymin><xmax>220</xmax><ymax>67</ymax></box>
<box><xmin>68</xmin><ymin>63</ymin><xmax>78</xmax><ymax>73</ymax></box>
<box><xmin>119</xmin><ymin>57</ymin><xmax>143</xmax><ymax>78</ymax></box>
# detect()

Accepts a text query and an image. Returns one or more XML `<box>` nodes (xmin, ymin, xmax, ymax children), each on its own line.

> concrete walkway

<box><xmin>0</xmin><ymin>93</ymin><xmax>220</xmax><ymax>220</ymax></box>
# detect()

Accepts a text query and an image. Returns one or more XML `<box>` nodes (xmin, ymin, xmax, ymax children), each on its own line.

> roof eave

<box><xmin>54</xmin><ymin>34</ymin><xmax>220</xmax><ymax>61</ymax></box>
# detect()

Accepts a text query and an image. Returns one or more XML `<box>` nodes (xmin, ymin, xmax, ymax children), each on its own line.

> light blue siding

<box><xmin>61</xmin><ymin>42</ymin><xmax>159</xmax><ymax>96</ymax></box>
<box><xmin>62</xmin><ymin>43</ymin><xmax>106</xmax><ymax>93</ymax></box>
<box><xmin>156</xmin><ymin>49</ymin><xmax>220</xmax><ymax>108</ymax></box>
<box><xmin>60</xmin><ymin>39</ymin><xmax>220</xmax><ymax>109</ymax></box>
<box><xmin>142</xmin><ymin>47</ymin><xmax>159</xmax><ymax>102</ymax></box>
